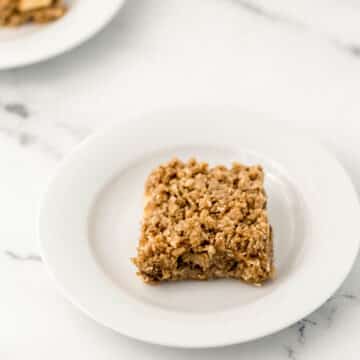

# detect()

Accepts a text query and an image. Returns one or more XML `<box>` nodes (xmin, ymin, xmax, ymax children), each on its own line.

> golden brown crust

<box><xmin>132</xmin><ymin>158</ymin><xmax>274</xmax><ymax>285</ymax></box>
<box><xmin>0</xmin><ymin>0</ymin><xmax>66</xmax><ymax>26</ymax></box>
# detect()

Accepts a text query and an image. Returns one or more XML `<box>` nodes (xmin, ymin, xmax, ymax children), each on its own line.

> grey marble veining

<box><xmin>284</xmin><ymin>345</ymin><xmax>296</xmax><ymax>360</ymax></box>
<box><xmin>0</xmin><ymin>100</ymin><xmax>91</xmax><ymax>159</ymax></box>
<box><xmin>4</xmin><ymin>250</ymin><xmax>42</xmax><ymax>262</ymax></box>
<box><xmin>3</xmin><ymin>102</ymin><xmax>30</xmax><ymax>119</ymax></box>
<box><xmin>235</xmin><ymin>0</ymin><xmax>306</xmax><ymax>27</ymax></box>
<box><xmin>235</xmin><ymin>0</ymin><xmax>360</xmax><ymax>58</ymax></box>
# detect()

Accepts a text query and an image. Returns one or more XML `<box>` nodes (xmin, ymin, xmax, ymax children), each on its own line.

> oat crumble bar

<box><xmin>0</xmin><ymin>0</ymin><xmax>66</xmax><ymax>26</ymax></box>
<box><xmin>132</xmin><ymin>158</ymin><xmax>274</xmax><ymax>285</ymax></box>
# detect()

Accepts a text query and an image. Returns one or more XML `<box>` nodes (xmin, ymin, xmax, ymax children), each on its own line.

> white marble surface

<box><xmin>1</xmin><ymin>0</ymin><xmax>360</xmax><ymax>358</ymax></box>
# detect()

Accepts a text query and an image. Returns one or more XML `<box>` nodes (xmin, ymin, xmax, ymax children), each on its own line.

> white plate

<box><xmin>0</xmin><ymin>0</ymin><xmax>125</xmax><ymax>70</ymax></box>
<box><xmin>39</xmin><ymin>107</ymin><xmax>360</xmax><ymax>348</ymax></box>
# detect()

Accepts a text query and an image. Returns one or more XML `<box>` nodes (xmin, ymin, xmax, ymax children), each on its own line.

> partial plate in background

<box><xmin>0</xmin><ymin>0</ymin><xmax>126</xmax><ymax>70</ymax></box>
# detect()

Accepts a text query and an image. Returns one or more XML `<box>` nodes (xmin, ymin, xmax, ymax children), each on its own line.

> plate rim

<box><xmin>38</xmin><ymin>106</ymin><xmax>360</xmax><ymax>348</ymax></box>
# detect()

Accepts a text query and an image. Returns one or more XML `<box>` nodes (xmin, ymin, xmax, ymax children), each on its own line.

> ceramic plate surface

<box><xmin>0</xmin><ymin>0</ymin><xmax>125</xmax><ymax>69</ymax></box>
<box><xmin>39</xmin><ymin>107</ymin><xmax>360</xmax><ymax>348</ymax></box>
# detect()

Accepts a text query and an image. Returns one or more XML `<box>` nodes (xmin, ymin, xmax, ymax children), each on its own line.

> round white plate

<box><xmin>0</xmin><ymin>0</ymin><xmax>125</xmax><ymax>70</ymax></box>
<box><xmin>39</xmin><ymin>107</ymin><xmax>360</xmax><ymax>348</ymax></box>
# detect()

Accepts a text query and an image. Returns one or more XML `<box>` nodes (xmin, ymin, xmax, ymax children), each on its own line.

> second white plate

<box><xmin>39</xmin><ymin>107</ymin><xmax>360</xmax><ymax>348</ymax></box>
<box><xmin>0</xmin><ymin>0</ymin><xmax>126</xmax><ymax>69</ymax></box>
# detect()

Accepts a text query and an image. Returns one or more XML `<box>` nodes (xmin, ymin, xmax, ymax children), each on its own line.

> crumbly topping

<box><xmin>0</xmin><ymin>0</ymin><xmax>66</xmax><ymax>26</ymax></box>
<box><xmin>133</xmin><ymin>158</ymin><xmax>274</xmax><ymax>285</ymax></box>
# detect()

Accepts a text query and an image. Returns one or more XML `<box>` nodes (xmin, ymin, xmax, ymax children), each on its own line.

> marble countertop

<box><xmin>1</xmin><ymin>0</ymin><xmax>360</xmax><ymax>358</ymax></box>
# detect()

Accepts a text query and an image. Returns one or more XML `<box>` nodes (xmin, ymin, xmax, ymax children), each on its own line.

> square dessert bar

<box><xmin>132</xmin><ymin>158</ymin><xmax>274</xmax><ymax>285</ymax></box>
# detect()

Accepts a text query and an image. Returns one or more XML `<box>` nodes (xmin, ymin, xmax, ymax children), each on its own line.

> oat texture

<box><xmin>0</xmin><ymin>0</ymin><xmax>66</xmax><ymax>26</ymax></box>
<box><xmin>132</xmin><ymin>158</ymin><xmax>274</xmax><ymax>285</ymax></box>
